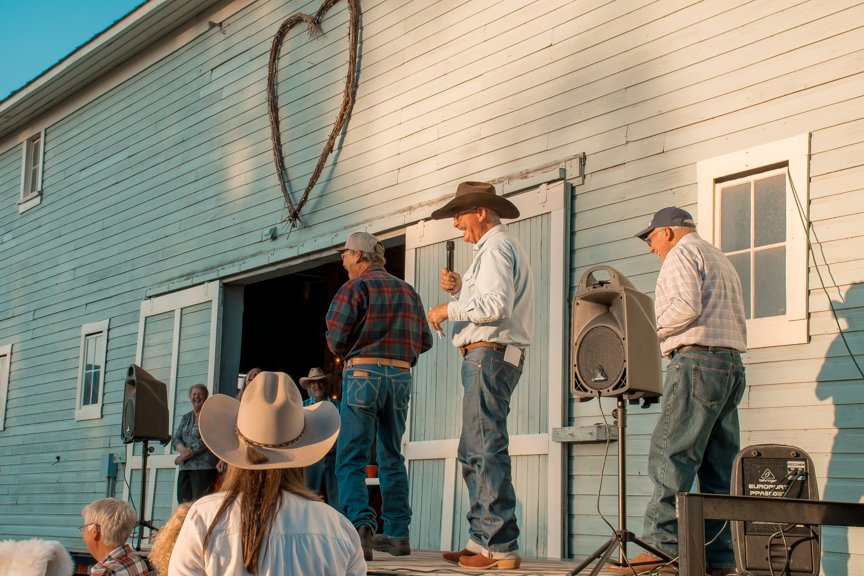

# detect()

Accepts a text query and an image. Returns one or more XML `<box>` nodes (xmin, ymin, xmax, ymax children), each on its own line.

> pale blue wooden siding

<box><xmin>126</xmin><ymin>298</ymin><xmax>217</xmax><ymax>531</ymax></box>
<box><xmin>408</xmin><ymin>459</ymin><xmax>445</xmax><ymax>551</ymax></box>
<box><xmin>410</xmin><ymin>242</ymin><xmax>468</xmax><ymax>442</ymax></box>
<box><xmin>563</xmin><ymin>1</ymin><xmax>864</xmax><ymax>572</ymax></box>
<box><xmin>0</xmin><ymin>0</ymin><xmax>859</xmax><ymax>566</ymax></box>
<box><xmin>141</xmin><ymin>313</ymin><xmax>174</xmax><ymax>387</ymax></box>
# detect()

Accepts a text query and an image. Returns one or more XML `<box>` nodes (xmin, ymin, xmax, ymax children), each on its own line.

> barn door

<box><xmin>123</xmin><ymin>281</ymin><xmax>222</xmax><ymax>538</ymax></box>
<box><xmin>404</xmin><ymin>181</ymin><xmax>569</xmax><ymax>557</ymax></box>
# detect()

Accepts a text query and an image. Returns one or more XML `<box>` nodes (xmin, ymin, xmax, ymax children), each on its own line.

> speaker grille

<box><xmin>576</xmin><ymin>326</ymin><xmax>625</xmax><ymax>391</ymax></box>
<box><xmin>122</xmin><ymin>397</ymin><xmax>136</xmax><ymax>443</ymax></box>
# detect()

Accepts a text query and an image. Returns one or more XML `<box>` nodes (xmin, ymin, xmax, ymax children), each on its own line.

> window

<box><xmin>19</xmin><ymin>130</ymin><xmax>44</xmax><ymax>212</ymax></box>
<box><xmin>697</xmin><ymin>134</ymin><xmax>810</xmax><ymax>348</ymax></box>
<box><xmin>0</xmin><ymin>344</ymin><xmax>11</xmax><ymax>431</ymax></box>
<box><xmin>75</xmin><ymin>320</ymin><xmax>109</xmax><ymax>421</ymax></box>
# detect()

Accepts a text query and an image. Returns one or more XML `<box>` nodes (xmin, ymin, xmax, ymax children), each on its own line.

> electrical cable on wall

<box><xmin>788</xmin><ymin>166</ymin><xmax>864</xmax><ymax>379</ymax></box>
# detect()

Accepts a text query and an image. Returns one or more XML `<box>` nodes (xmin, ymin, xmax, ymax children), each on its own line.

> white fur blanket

<box><xmin>0</xmin><ymin>539</ymin><xmax>73</xmax><ymax>576</ymax></box>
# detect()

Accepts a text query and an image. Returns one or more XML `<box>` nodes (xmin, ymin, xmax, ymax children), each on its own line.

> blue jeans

<box><xmin>306</xmin><ymin>451</ymin><xmax>339</xmax><ymax>507</ymax></box>
<box><xmin>459</xmin><ymin>346</ymin><xmax>524</xmax><ymax>553</ymax></box>
<box><xmin>336</xmin><ymin>364</ymin><xmax>412</xmax><ymax>538</ymax></box>
<box><xmin>643</xmin><ymin>349</ymin><xmax>746</xmax><ymax>568</ymax></box>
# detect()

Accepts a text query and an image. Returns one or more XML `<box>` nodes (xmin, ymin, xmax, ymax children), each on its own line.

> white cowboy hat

<box><xmin>199</xmin><ymin>371</ymin><xmax>339</xmax><ymax>470</ymax></box>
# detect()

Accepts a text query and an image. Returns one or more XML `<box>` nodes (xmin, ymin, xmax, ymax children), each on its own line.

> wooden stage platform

<box><xmin>366</xmin><ymin>549</ymin><xmax>622</xmax><ymax>575</ymax></box>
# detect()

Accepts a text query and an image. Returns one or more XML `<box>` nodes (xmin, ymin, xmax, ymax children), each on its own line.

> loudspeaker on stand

<box><xmin>571</xmin><ymin>265</ymin><xmax>661</xmax><ymax>400</ymax></box>
<box><xmin>122</xmin><ymin>364</ymin><xmax>170</xmax><ymax>444</ymax></box>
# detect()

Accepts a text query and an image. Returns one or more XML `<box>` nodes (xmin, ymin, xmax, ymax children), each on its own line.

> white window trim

<box><xmin>697</xmin><ymin>134</ymin><xmax>810</xmax><ymax>348</ymax></box>
<box><xmin>75</xmin><ymin>320</ymin><xmax>109</xmax><ymax>421</ymax></box>
<box><xmin>0</xmin><ymin>344</ymin><xmax>11</xmax><ymax>431</ymax></box>
<box><xmin>18</xmin><ymin>129</ymin><xmax>45</xmax><ymax>213</ymax></box>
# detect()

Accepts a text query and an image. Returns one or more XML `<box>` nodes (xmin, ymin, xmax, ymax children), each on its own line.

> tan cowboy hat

<box><xmin>430</xmin><ymin>181</ymin><xmax>520</xmax><ymax>220</ymax></box>
<box><xmin>298</xmin><ymin>367</ymin><xmax>328</xmax><ymax>390</ymax></box>
<box><xmin>199</xmin><ymin>371</ymin><xmax>339</xmax><ymax>470</ymax></box>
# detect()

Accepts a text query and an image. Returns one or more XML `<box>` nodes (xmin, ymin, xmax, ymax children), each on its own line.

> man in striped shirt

<box><xmin>621</xmin><ymin>207</ymin><xmax>746</xmax><ymax>576</ymax></box>
<box><xmin>326</xmin><ymin>232</ymin><xmax>433</xmax><ymax>561</ymax></box>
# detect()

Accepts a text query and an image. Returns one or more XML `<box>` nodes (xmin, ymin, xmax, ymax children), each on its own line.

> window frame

<box><xmin>0</xmin><ymin>344</ymin><xmax>11</xmax><ymax>431</ymax></box>
<box><xmin>19</xmin><ymin>129</ymin><xmax>45</xmax><ymax>213</ymax></box>
<box><xmin>697</xmin><ymin>134</ymin><xmax>810</xmax><ymax>349</ymax></box>
<box><xmin>75</xmin><ymin>320</ymin><xmax>109</xmax><ymax>421</ymax></box>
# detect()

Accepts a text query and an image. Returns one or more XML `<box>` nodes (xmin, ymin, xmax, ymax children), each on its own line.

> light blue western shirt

<box><xmin>447</xmin><ymin>224</ymin><xmax>534</xmax><ymax>349</ymax></box>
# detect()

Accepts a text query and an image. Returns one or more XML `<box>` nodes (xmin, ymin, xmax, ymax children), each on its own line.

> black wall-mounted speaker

<box><xmin>122</xmin><ymin>364</ymin><xmax>170</xmax><ymax>444</ymax></box>
<box><xmin>570</xmin><ymin>266</ymin><xmax>661</xmax><ymax>400</ymax></box>
<box><xmin>732</xmin><ymin>444</ymin><xmax>820</xmax><ymax>575</ymax></box>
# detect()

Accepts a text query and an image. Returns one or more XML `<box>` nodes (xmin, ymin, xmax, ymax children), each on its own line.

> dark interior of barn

<box><xmin>237</xmin><ymin>242</ymin><xmax>406</xmax><ymax>398</ymax></box>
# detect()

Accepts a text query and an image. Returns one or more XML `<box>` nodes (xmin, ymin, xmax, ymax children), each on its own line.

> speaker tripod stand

<box><xmin>133</xmin><ymin>440</ymin><xmax>159</xmax><ymax>551</ymax></box>
<box><xmin>569</xmin><ymin>397</ymin><xmax>673</xmax><ymax>576</ymax></box>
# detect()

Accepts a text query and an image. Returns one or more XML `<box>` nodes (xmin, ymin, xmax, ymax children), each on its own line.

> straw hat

<box><xmin>199</xmin><ymin>371</ymin><xmax>339</xmax><ymax>470</ymax></box>
<box><xmin>298</xmin><ymin>367</ymin><xmax>328</xmax><ymax>390</ymax></box>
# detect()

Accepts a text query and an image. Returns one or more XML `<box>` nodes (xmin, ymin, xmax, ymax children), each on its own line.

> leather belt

<box><xmin>672</xmin><ymin>345</ymin><xmax>738</xmax><ymax>357</ymax></box>
<box><xmin>346</xmin><ymin>357</ymin><xmax>411</xmax><ymax>369</ymax></box>
<box><xmin>459</xmin><ymin>341</ymin><xmax>508</xmax><ymax>358</ymax></box>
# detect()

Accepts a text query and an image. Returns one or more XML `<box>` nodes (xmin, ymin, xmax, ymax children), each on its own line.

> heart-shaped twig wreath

<box><xmin>267</xmin><ymin>0</ymin><xmax>361</xmax><ymax>225</ymax></box>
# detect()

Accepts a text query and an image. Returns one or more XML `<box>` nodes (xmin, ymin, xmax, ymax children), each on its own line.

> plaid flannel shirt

<box><xmin>326</xmin><ymin>266</ymin><xmax>433</xmax><ymax>364</ymax></box>
<box><xmin>90</xmin><ymin>544</ymin><xmax>152</xmax><ymax>576</ymax></box>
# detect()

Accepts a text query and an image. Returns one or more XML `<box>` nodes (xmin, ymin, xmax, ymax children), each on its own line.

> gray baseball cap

<box><xmin>336</xmin><ymin>232</ymin><xmax>382</xmax><ymax>253</ymax></box>
<box><xmin>635</xmin><ymin>207</ymin><xmax>696</xmax><ymax>240</ymax></box>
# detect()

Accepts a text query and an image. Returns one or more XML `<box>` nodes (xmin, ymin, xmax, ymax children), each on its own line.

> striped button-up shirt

<box><xmin>654</xmin><ymin>232</ymin><xmax>747</xmax><ymax>357</ymax></box>
<box><xmin>326</xmin><ymin>266</ymin><xmax>433</xmax><ymax>364</ymax></box>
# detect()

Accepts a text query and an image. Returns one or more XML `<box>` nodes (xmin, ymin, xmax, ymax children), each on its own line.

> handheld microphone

<box><xmin>446</xmin><ymin>240</ymin><xmax>454</xmax><ymax>271</ymax></box>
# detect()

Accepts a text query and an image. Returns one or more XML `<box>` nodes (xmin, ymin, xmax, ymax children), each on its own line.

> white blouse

<box><xmin>168</xmin><ymin>491</ymin><xmax>366</xmax><ymax>576</ymax></box>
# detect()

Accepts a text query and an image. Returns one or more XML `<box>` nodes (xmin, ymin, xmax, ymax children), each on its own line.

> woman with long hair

<box><xmin>168</xmin><ymin>371</ymin><xmax>366</xmax><ymax>575</ymax></box>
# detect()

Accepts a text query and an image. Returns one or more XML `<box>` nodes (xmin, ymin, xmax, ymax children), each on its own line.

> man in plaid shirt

<box><xmin>326</xmin><ymin>232</ymin><xmax>433</xmax><ymax>562</ymax></box>
<box><xmin>81</xmin><ymin>498</ymin><xmax>152</xmax><ymax>575</ymax></box>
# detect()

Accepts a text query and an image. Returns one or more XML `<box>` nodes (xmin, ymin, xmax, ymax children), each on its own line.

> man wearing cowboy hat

<box><xmin>299</xmin><ymin>367</ymin><xmax>339</xmax><ymax>506</ymax></box>
<box><xmin>326</xmin><ymin>231</ymin><xmax>434</xmax><ymax>560</ymax></box>
<box><xmin>427</xmin><ymin>181</ymin><xmax>534</xmax><ymax>570</ymax></box>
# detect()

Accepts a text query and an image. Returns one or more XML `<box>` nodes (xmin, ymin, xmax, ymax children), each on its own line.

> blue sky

<box><xmin>0</xmin><ymin>1</ymin><xmax>144</xmax><ymax>100</ymax></box>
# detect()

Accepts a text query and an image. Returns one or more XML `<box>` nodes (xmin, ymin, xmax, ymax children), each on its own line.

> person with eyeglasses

<box><xmin>80</xmin><ymin>498</ymin><xmax>151</xmax><ymax>576</ymax></box>
<box><xmin>426</xmin><ymin>181</ymin><xmax>534</xmax><ymax>570</ymax></box>
<box><xmin>617</xmin><ymin>207</ymin><xmax>747</xmax><ymax>576</ymax></box>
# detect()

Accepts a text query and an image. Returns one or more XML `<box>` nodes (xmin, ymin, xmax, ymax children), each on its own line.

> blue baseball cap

<box><xmin>635</xmin><ymin>207</ymin><xmax>696</xmax><ymax>240</ymax></box>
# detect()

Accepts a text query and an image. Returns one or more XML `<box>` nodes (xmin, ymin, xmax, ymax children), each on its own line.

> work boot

<box><xmin>610</xmin><ymin>552</ymin><xmax>675</xmax><ymax>574</ymax></box>
<box><xmin>372</xmin><ymin>533</ymin><xmax>411</xmax><ymax>556</ymax></box>
<box><xmin>357</xmin><ymin>524</ymin><xmax>373</xmax><ymax>561</ymax></box>
<box><xmin>458</xmin><ymin>551</ymin><xmax>522</xmax><ymax>570</ymax></box>
<box><xmin>442</xmin><ymin>548</ymin><xmax>476</xmax><ymax>565</ymax></box>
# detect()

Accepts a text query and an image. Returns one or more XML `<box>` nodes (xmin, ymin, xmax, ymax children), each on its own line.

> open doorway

<box><xmin>235</xmin><ymin>240</ymin><xmax>406</xmax><ymax>395</ymax></box>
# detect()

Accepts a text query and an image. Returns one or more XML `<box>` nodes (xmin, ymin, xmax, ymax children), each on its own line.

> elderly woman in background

<box><xmin>172</xmin><ymin>384</ymin><xmax>219</xmax><ymax>503</ymax></box>
<box><xmin>168</xmin><ymin>371</ymin><xmax>365</xmax><ymax>576</ymax></box>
